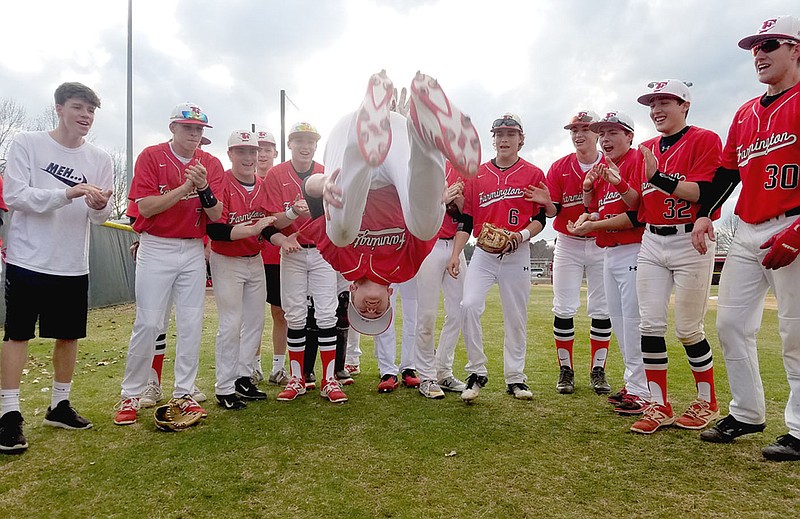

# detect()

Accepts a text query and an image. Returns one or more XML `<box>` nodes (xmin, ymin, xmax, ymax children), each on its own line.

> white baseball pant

<box><xmin>462</xmin><ymin>246</ymin><xmax>531</xmax><ymax>384</ymax></box>
<box><xmin>323</xmin><ymin>111</ymin><xmax>446</xmax><ymax>246</ymax></box>
<box><xmin>552</xmin><ymin>232</ymin><xmax>608</xmax><ymax>319</ymax></box>
<box><xmin>121</xmin><ymin>233</ymin><xmax>205</xmax><ymax>399</ymax></box>
<box><xmin>637</xmin><ymin>230</ymin><xmax>714</xmax><ymax>343</ymax></box>
<box><xmin>374</xmin><ymin>278</ymin><xmax>417</xmax><ymax>376</ymax></box>
<box><xmin>209</xmin><ymin>251</ymin><xmax>266</xmax><ymax>396</ymax></box>
<box><xmin>280</xmin><ymin>247</ymin><xmax>337</xmax><ymax>331</ymax></box>
<box><xmin>414</xmin><ymin>238</ymin><xmax>465</xmax><ymax>381</ymax></box>
<box><xmin>604</xmin><ymin>243</ymin><xmax>648</xmax><ymax>399</ymax></box>
<box><xmin>717</xmin><ymin>216</ymin><xmax>800</xmax><ymax>437</ymax></box>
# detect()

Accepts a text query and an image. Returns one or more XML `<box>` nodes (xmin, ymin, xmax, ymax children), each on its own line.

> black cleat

<box><xmin>590</xmin><ymin>367</ymin><xmax>611</xmax><ymax>394</ymax></box>
<box><xmin>43</xmin><ymin>400</ymin><xmax>93</xmax><ymax>430</ymax></box>
<box><xmin>234</xmin><ymin>377</ymin><xmax>267</xmax><ymax>400</ymax></box>
<box><xmin>762</xmin><ymin>434</ymin><xmax>800</xmax><ymax>462</ymax></box>
<box><xmin>699</xmin><ymin>414</ymin><xmax>766</xmax><ymax>443</ymax></box>
<box><xmin>556</xmin><ymin>366</ymin><xmax>575</xmax><ymax>394</ymax></box>
<box><xmin>216</xmin><ymin>393</ymin><xmax>247</xmax><ymax>410</ymax></box>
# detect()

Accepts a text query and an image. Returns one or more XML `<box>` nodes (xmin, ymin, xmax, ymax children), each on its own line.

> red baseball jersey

<box><xmin>547</xmin><ymin>153</ymin><xmax>597</xmax><ymax>236</ymax></box>
<box><xmin>722</xmin><ymin>81</ymin><xmax>800</xmax><ymax>224</ymax></box>
<box><xmin>594</xmin><ymin>148</ymin><xmax>645</xmax><ymax>248</ymax></box>
<box><xmin>438</xmin><ymin>162</ymin><xmax>467</xmax><ymax>239</ymax></box>
<box><xmin>210</xmin><ymin>170</ymin><xmax>271</xmax><ymax>257</ymax></box>
<box><xmin>263</xmin><ymin>160</ymin><xmax>324</xmax><ymax>246</ymax></box>
<box><xmin>463</xmin><ymin>158</ymin><xmax>546</xmax><ymax>236</ymax></box>
<box><xmin>302</xmin><ymin>185</ymin><xmax>436</xmax><ymax>284</ymax></box>
<box><xmin>128</xmin><ymin>142</ymin><xmax>225</xmax><ymax>238</ymax></box>
<box><xmin>635</xmin><ymin>126</ymin><xmax>722</xmax><ymax>225</ymax></box>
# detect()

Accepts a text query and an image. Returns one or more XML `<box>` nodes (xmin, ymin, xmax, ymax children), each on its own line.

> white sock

<box><xmin>51</xmin><ymin>381</ymin><xmax>72</xmax><ymax>408</ymax></box>
<box><xmin>1</xmin><ymin>389</ymin><xmax>21</xmax><ymax>416</ymax></box>
<box><xmin>272</xmin><ymin>355</ymin><xmax>285</xmax><ymax>373</ymax></box>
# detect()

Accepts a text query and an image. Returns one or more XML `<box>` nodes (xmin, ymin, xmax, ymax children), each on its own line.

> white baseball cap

<box><xmin>589</xmin><ymin>111</ymin><xmax>635</xmax><ymax>133</ymax></box>
<box><xmin>288</xmin><ymin>121</ymin><xmax>321</xmax><ymax>141</ymax></box>
<box><xmin>739</xmin><ymin>15</ymin><xmax>800</xmax><ymax>50</ymax></box>
<box><xmin>564</xmin><ymin>110</ymin><xmax>600</xmax><ymax>130</ymax></box>
<box><xmin>169</xmin><ymin>102</ymin><xmax>212</xmax><ymax>128</ymax></box>
<box><xmin>637</xmin><ymin>80</ymin><xmax>692</xmax><ymax>106</ymax></box>
<box><xmin>347</xmin><ymin>301</ymin><xmax>393</xmax><ymax>336</ymax></box>
<box><xmin>227</xmin><ymin>130</ymin><xmax>260</xmax><ymax>149</ymax></box>
<box><xmin>257</xmin><ymin>130</ymin><xmax>276</xmax><ymax>145</ymax></box>
<box><xmin>490</xmin><ymin>113</ymin><xmax>524</xmax><ymax>133</ymax></box>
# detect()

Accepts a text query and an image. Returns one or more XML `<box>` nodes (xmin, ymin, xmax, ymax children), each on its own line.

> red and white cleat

<box><xmin>320</xmin><ymin>378</ymin><xmax>348</xmax><ymax>403</ymax></box>
<box><xmin>409</xmin><ymin>71</ymin><xmax>481</xmax><ymax>177</ymax></box>
<box><xmin>356</xmin><ymin>70</ymin><xmax>394</xmax><ymax>167</ymax></box>
<box><xmin>277</xmin><ymin>376</ymin><xmax>307</xmax><ymax>402</ymax></box>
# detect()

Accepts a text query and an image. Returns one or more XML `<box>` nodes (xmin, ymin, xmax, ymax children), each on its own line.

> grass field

<box><xmin>1</xmin><ymin>284</ymin><xmax>798</xmax><ymax>518</ymax></box>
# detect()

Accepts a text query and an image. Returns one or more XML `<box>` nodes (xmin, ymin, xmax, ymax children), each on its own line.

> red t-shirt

<box><xmin>594</xmin><ymin>148</ymin><xmax>645</xmax><ymax>248</ymax></box>
<box><xmin>722</xmin><ymin>81</ymin><xmax>800</xmax><ymax>224</ymax></box>
<box><xmin>263</xmin><ymin>160</ymin><xmax>325</xmax><ymax>246</ymax></box>
<box><xmin>547</xmin><ymin>152</ymin><xmax>598</xmax><ymax>236</ymax></box>
<box><xmin>302</xmin><ymin>185</ymin><xmax>436</xmax><ymax>284</ymax></box>
<box><xmin>463</xmin><ymin>158</ymin><xmax>546</xmax><ymax>236</ymax></box>
<box><xmin>635</xmin><ymin>126</ymin><xmax>722</xmax><ymax>225</ymax></box>
<box><xmin>128</xmin><ymin>142</ymin><xmax>224</xmax><ymax>238</ymax></box>
<box><xmin>211</xmin><ymin>170</ymin><xmax>271</xmax><ymax>257</ymax></box>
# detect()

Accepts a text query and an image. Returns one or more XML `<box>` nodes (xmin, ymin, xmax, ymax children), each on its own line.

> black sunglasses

<box><xmin>492</xmin><ymin>118</ymin><xmax>522</xmax><ymax>130</ymax></box>
<box><xmin>751</xmin><ymin>38</ymin><xmax>797</xmax><ymax>56</ymax></box>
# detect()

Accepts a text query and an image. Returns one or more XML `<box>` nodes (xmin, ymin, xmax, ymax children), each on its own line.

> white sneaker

<box><xmin>507</xmin><ymin>383</ymin><xmax>533</xmax><ymax>401</ymax></box>
<box><xmin>461</xmin><ymin>374</ymin><xmax>487</xmax><ymax>403</ymax></box>
<box><xmin>250</xmin><ymin>369</ymin><xmax>265</xmax><ymax>385</ymax></box>
<box><xmin>191</xmin><ymin>387</ymin><xmax>207</xmax><ymax>403</ymax></box>
<box><xmin>438</xmin><ymin>376</ymin><xmax>467</xmax><ymax>393</ymax></box>
<box><xmin>268</xmin><ymin>368</ymin><xmax>290</xmax><ymax>386</ymax></box>
<box><xmin>409</xmin><ymin>71</ymin><xmax>481</xmax><ymax>176</ymax></box>
<box><xmin>419</xmin><ymin>380</ymin><xmax>445</xmax><ymax>399</ymax></box>
<box><xmin>139</xmin><ymin>381</ymin><xmax>163</xmax><ymax>408</ymax></box>
<box><xmin>356</xmin><ymin>70</ymin><xmax>394</xmax><ymax>167</ymax></box>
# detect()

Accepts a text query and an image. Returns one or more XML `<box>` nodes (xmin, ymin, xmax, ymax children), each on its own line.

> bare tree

<box><xmin>107</xmin><ymin>148</ymin><xmax>129</xmax><ymax>220</ymax></box>
<box><xmin>0</xmin><ymin>98</ymin><xmax>27</xmax><ymax>158</ymax></box>
<box><xmin>30</xmin><ymin>104</ymin><xmax>58</xmax><ymax>132</ymax></box>
<box><xmin>715</xmin><ymin>213</ymin><xmax>740</xmax><ymax>255</ymax></box>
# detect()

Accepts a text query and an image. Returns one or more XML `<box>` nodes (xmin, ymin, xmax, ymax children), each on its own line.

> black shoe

<box><xmin>304</xmin><ymin>372</ymin><xmax>316</xmax><ymax>390</ymax></box>
<box><xmin>234</xmin><ymin>377</ymin><xmax>267</xmax><ymax>400</ymax></box>
<box><xmin>762</xmin><ymin>434</ymin><xmax>800</xmax><ymax>462</ymax></box>
<box><xmin>590</xmin><ymin>367</ymin><xmax>611</xmax><ymax>395</ymax></box>
<box><xmin>699</xmin><ymin>414</ymin><xmax>766</xmax><ymax>443</ymax></box>
<box><xmin>42</xmin><ymin>400</ymin><xmax>93</xmax><ymax>430</ymax></box>
<box><xmin>0</xmin><ymin>411</ymin><xmax>28</xmax><ymax>454</ymax></box>
<box><xmin>556</xmin><ymin>366</ymin><xmax>575</xmax><ymax>394</ymax></box>
<box><xmin>216</xmin><ymin>393</ymin><xmax>247</xmax><ymax>410</ymax></box>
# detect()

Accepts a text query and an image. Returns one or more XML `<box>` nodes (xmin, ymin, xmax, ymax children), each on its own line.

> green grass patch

<box><xmin>1</xmin><ymin>285</ymin><xmax>798</xmax><ymax>518</ymax></box>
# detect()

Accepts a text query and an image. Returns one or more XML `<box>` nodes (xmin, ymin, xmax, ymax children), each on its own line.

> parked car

<box><xmin>530</xmin><ymin>267</ymin><xmax>544</xmax><ymax>279</ymax></box>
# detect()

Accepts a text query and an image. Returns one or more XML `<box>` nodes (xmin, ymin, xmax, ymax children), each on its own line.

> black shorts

<box><xmin>264</xmin><ymin>263</ymin><xmax>282</xmax><ymax>307</ymax></box>
<box><xmin>3</xmin><ymin>264</ymin><xmax>89</xmax><ymax>341</ymax></box>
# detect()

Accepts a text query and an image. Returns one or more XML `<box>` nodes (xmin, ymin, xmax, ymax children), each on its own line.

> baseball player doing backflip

<box><xmin>298</xmin><ymin>70</ymin><xmax>480</xmax><ymax>347</ymax></box>
<box><xmin>694</xmin><ymin>15</ymin><xmax>800</xmax><ymax>462</ymax></box>
<box><xmin>546</xmin><ymin>110</ymin><xmax>612</xmax><ymax>396</ymax></box>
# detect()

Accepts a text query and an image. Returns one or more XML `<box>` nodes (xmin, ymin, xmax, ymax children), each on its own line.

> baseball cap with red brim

<box><xmin>637</xmin><ymin>80</ymin><xmax>692</xmax><ymax>106</ymax></box>
<box><xmin>738</xmin><ymin>15</ymin><xmax>800</xmax><ymax>49</ymax></box>
<box><xmin>564</xmin><ymin>110</ymin><xmax>600</xmax><ymax>130</ymax></box>
<box><xmin>347</xmin><ymin>301</ymin><xmax>393</xmax><ymax>336</ymax></box>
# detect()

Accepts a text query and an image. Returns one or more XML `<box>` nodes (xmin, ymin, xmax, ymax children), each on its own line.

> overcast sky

<box><xmin>1</xmin><ymin>0</ymin><xmax>796</xmax><ymax>239</ymax></box>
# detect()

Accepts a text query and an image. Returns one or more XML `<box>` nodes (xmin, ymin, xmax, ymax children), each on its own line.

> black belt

<box><xmin>648</xmin><ymin>223</ymin><xmax>694</xmax><ymax>236</ymax></box>
<box><xmin>440</xmin><ymin>236</ymin><xmax>455</xmax><ymax>241</ymax></box>
<box><xmin>300</xmin><ymin>243</ymin><xmax>316</xmax><ymax>249</ymax></box>
<box><xmin>240</xmin><ymin>253</ymin><xmax>260</xmax><ymax>258</ymax></box>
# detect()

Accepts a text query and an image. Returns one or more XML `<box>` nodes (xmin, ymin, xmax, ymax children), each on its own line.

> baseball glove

<box><xmin>153</xmin><ymin>399</ymin><xmax>203</xmax><ymax>431</ymax></box>
<box><xmin>477</xmin><ymin>222</ymin><xmax>516</xmax><ymax>254</ymax></box>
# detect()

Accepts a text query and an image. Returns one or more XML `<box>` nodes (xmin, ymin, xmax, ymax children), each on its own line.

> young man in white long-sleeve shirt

<box><xmin>0</xmin><ymin>82</ymin><xmax>113</xmax><ymax>454</ymax></box>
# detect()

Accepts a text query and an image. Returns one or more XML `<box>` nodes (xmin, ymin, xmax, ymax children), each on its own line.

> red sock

<box><xmin>318</xmin><ymin>328</ymin><xmax>337</xmax><ymax>381</ymax></box>
<box><xmin>287</xmin><ymin>328</ymin><xmax>306</xmax><ymax>380</ymax></box>
<box><xmin>590</xmin><ymin>318</ymin><xmax>612</xmax><ymax>369</ymax></box>
<box><xmin>642</xmin><ymin>335</ymin><xmax>668</xmax><ymax>406</ymax></box>
<box><xmin>555</xmin><ymin>339</ymin><xmax>574</xmax><ymax>369</ymax></box>
<box><xmin>684</xmin><ymin>339</ymin><xmax>716</xmax><ymax>406</ymax></box>
<box><xmin>151</xmin><ymin>333</ymin><xmax>166</xmax><ymax>384</ymax></box>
